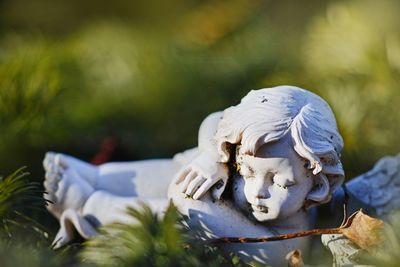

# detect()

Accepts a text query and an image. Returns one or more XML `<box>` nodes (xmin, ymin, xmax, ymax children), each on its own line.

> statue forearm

<box><xmin>197</xmin><ymin>111</ymin><xmax>223</xmax><ymax>157</ymax></box>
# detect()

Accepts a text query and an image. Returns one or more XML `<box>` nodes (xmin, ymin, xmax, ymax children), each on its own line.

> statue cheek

<box><xmin>243</xmin><ymin>181</ymin><xmax>254</xmax><ymax>200</ymax></box>
<box><xmin>270</xmin><ymin>189</ymin><xmax>291</xmax><ymax>208</ymax></box>
<box><xmin>272</xmin><ymin>190</ymin><xmax>290</xmax><ymax>207</ymax></box>
<box><xmin>280</xmin><ymin>191</ymin><xmax>305</xmax><ymax>214</ymax></box>
<box><xmin>243</xmin><ymin>180</ymin><xmax>263</xmax><ymax>201</ymax></box>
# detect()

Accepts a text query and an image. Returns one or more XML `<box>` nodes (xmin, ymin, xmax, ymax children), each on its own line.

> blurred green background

<box><xmin>1</xmin><ymin>0</ymin><xmax>399</xmax><ymax>183</ymax></box>
<box><xmin>1</xmin><ymin>1</ymin><xmax>400</xmax><ymax>265</ymax></box>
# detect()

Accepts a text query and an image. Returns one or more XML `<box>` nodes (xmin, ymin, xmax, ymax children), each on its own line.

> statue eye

<box><xmin>320</xmin><ymin>155</ymin><xmax>335</xmax><ymax>165</ymax></box>
<box><xmin>240</xmin><ymin>165</ymin><xmax>254</xmax><ymax>177</ymax></box>
<box><xmin>268</xmin><ymin>173</ymin><xmax>275</xmax><ymax>182</ymax></box>
<box><xmin>284</xmin><ymin>181</ymin><xmax>296</xmax><ymax>188</ymax></box>
<box><xmin>274</xmin><ymin>179</ymin><xmax>295</xmax><ymax>189</ymax></box>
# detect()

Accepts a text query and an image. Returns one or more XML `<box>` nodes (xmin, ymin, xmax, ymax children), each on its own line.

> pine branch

<box><xmin>0</xmin><ymin>167</ymin><xmax>50</xmax><ymax>242</ymax></box>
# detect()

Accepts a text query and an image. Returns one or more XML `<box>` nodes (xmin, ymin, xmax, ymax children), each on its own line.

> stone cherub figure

<box><xmin>43</xmin><ymin>85</ymin><xmax>395</xmax><ymax>265</ymax></box>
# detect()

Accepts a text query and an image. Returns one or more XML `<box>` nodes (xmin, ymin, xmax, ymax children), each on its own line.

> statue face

<box><xmin>234</xmin><ymin>135</ymin><xmax>313</xmax><ymax>222</ymax></box>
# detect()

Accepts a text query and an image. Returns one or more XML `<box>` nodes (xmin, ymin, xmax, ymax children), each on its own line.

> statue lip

<box><xmin>251</xmin><ymin>204</ymin><xmax>269</xmax><ymax>213</ymax></box>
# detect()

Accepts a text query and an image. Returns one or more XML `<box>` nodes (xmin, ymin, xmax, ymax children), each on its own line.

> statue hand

<box><xmin>174</xmin><ymin>152</ymin><xmax>229</xmax><ymax>200</ymax></box>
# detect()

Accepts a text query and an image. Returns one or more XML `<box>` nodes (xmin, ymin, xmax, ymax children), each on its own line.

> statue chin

<box><xmin>251</xmin><ymin>208</ymin><xmax>279</xmax><ymax>222</ymax></box>
<box><xmin>231</xmin><ymin>176</ymin><xmax>280</xmax><ymax>222</ymax></box>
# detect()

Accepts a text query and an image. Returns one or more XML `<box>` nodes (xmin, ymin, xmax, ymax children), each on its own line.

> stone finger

<box><xmin>175</xmin><ymin>167</ymin><xmax>191</xmax><ymax>184</ymax></box>
<box><xmin>193</xmin><ymin>179</ymin><xmax>214</xmax><ymax>200</ymax></box>
<box><xmin>180</xmin><ymin>171</ymin><xmax>197</xmax><ymax>193</ymax></box>
<box><xmin>185</xmin><ymin>176</ymin><xmax>206</xmax><ymax>196</ymax></box>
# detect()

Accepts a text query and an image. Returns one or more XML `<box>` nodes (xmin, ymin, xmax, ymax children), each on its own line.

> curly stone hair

<box><xmin>215</xmin><ymin>85</ymin><xmax>344</xmax><ymax>205</ymax></box>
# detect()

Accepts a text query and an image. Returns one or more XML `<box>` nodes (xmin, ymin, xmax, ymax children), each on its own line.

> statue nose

<box><xmin>254</xmin><ymin>184</ymin><xmax>270</xmax><ymax>199</ymax></box>
<box><xmin>253</xmin><ymin>173</ymin><xmax>273</xmax><ymax>199</ymax></box>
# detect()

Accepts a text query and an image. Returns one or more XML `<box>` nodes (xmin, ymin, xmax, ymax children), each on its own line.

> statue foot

<box><xmin>44</xmin><ymin>152</ymin><xmax>98</xmax><ymax>187</ymax></box>
<box><xmin>44</xmin><ymin>153</ymin><xmax>95</xmax><ymax>219</ymax></box>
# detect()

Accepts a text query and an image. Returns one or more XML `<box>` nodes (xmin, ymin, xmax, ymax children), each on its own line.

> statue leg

<box><xmin>51</xmin><ymin>190</ymin><xmax>170</xmax><ymax>248</ymax></box>
<box><xmin>44</xmin><ymin>152</ymin><xmax>182</xmax><ymax>197</ymax></box>
<box><xmin>95</xmin><ymin>159</ymin><xmax>181</xmax><ymax>197</ymax></box>
<box><xmin>44</xmin><ymin>158</ymin><xmax>171</xmax><ymax>247</ymax></box>
<box><xmin>82</xmin><ymin>191</ymin><xmax>170</xmax><ymax>225</ymax></box>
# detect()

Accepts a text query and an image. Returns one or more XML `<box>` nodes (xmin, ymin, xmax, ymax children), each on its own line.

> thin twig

<box><xmin>340</xmin><ymin>184</ymin><xmax>349</xmax><ymax>227</ymax></box>
<box><xmin>210</xmin><ymin>207</ymin><xmax>360</xmax><ymax>244</ymax></box>
<box><xmin>211</xmin><ymin>228</ymin><xmax>342</xmax><ymax>244</ymax></box>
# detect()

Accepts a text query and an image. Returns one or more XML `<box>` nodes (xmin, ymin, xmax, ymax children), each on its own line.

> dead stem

<box><xmin>210</xmin><ymin>204</ymin><xmax>358</xmax><ymax>244</ymax></box>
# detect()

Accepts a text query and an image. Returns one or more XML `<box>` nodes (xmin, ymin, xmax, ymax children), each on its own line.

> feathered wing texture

<box><xmin>323</xmin><ymin>154</ymin><xmax>400</xmax><ymax>265</ymax></box>
<box><xmin>346</xmin><ymin>154</ymin><xmax>400</xmax><ymax>217</ymax></box>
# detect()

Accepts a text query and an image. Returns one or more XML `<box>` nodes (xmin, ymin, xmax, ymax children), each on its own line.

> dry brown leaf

<box><xmin>285</xmin><ymin>249</ymin><xmax>304</xmax><ymax>267</ymax></box>
<box><xmin>341</xmin><ymin>210</ymin><xmax>384</xmax><ymax>250</ymax></box>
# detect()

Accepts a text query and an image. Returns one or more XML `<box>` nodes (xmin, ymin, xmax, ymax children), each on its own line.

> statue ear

<box><xmin>307</xmin><ymin>174</ymin><xmax>330</xmax><ymax>203</ymax></box>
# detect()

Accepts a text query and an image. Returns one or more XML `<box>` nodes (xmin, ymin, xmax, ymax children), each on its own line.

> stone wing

<box><xmin>346</xmin><ymin>154</ymin><xmax>400</xmax><ymax>217</ymax></box>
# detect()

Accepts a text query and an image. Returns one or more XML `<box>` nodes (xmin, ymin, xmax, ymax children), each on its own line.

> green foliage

<box><xmin>300</xmin><ymin>0</ymin><xmax>400</xmax><ymax>176</ymax></box>
<box><xmin>0</xmin><ymin>234</ymin><xmax>87</xmax><ymax>267</ymax></box>
<box><xmin>0</xmin><ymin>167</ymin><xmax>49</xmax><ymax>243</ymax></box>
<box><xmin>1</xmin><ymin>0</ymin><xmax>399</xmax><ymax>179</ymax></box>
<box><xmin>0</xmin><ymin>168</ymin><xmax>86</xmax><ymax>266</ymax></box>
<box><xmin>0</xmin><ymin>38</ymin><xmax>61</xmax><ymax>131</ymax></box>
<box><xmin>0</xmin><ymin>36</ymin><xmax>79</xmax><ymax>176</ymax></box>
<box><xmin>82</xmin><ymin>203</ymin><xmax>248</xmax><ymax>267</ymax></box>
<box><xmin>0</xmin><ymin>239</ymin><xmax>57</xmax><ymax>267</ymax></box>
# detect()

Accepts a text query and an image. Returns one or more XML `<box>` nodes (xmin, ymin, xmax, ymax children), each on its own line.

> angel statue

<box><xmin>42</xmin><ymin>85</ymin><xmax>399</xmax><ymax>266</ymax></box>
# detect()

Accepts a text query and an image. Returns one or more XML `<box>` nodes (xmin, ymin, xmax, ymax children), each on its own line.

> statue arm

<box><xmin>174</xmin><ymin>111</ymin><xmax>229</xmax><ymax>200</ymax></box>
<box><xmin>197</xmin><ymin>112</ymin><xmax>222</xmax><ymax>155</ymax></box>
